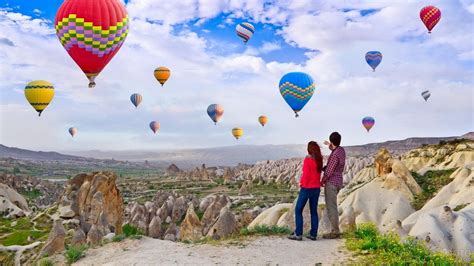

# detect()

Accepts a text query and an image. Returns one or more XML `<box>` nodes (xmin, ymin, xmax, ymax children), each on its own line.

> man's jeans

<box><xmin>324</xmin><ymin>183</ymin><xmax>340</xmax><ymax>234</ymax></box>
<box><xmin>294</xmin><ymin>187</ymin><xmax>320</xmax><ymax>237</ymax></box>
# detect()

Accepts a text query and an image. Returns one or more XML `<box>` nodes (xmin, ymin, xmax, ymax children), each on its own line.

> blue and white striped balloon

<box><xmin>130</xmin><ymin>93</ymin><xmax>142</xmax><ymax>108</ymax></box>
<box><xmin>236</xmin><ymin>22</ymin><xmax>255</xmax><ymax>44</ymax></box>
<box><xmin>365</xmin><ymin>51</ymin><xmax>382</xmax><ymax>72</ymax></box>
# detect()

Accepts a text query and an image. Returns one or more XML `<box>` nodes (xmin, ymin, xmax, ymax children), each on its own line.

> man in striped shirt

<box><xmin>322</xmin><ymin>132</ymin><xmax>346</xmax><ymax>239</ymax></box>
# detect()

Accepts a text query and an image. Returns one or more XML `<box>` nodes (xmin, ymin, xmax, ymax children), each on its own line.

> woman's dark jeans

<box><xmin>294</xmin><ymin>187</ymin><xmax>320</xmax><ymax>237</ymax></box>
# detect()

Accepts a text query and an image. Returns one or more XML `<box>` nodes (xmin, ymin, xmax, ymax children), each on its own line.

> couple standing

<box><xmin>288</xmin><ymin>132</ymin><xmax>346</xmax><ymax>241</ymax></box>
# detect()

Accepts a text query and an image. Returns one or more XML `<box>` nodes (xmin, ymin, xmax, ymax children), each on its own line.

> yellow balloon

<box><xmin>154</xmin><ymin>67</ymin><xmax>170</xmax><ymax>86</ymax></box>
<box><xmin>232</xmin><ymin>127</ymin><xmax>243</xmax><ymax>140</ymax></box>
<box><xmin>258</xmin><ymin>115</ymin><xmax>268</xmax><ymax>127</ymax></box>
<box><xmin>24</xmin><ymin>80</ymin><xmax>55</xmax><ymax>116</ymax></box>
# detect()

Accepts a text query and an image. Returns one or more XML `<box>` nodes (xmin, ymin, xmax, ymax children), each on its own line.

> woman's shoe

<box><xmin>287</xmin><ymin>233</ymin><xmax>302</xmax><ymax>241</ymax></box>
<box><xmin>305</xmin><ymin>234</ymin><xmax>317</xmax><ymax>241</ymax></box>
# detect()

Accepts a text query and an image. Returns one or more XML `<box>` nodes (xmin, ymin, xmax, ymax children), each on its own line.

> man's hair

<box><xmin>329</xmin><ymin>132</ymin><xmax>341</xmax><ymax>146</ymax></box>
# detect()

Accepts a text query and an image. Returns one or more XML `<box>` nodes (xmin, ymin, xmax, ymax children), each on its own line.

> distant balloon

<box><xmin>362</xmin><ymin>117</ymin><xmax>375</xmax><ymax>132</ymax></box>
<box><xmin>69</xmin><ymin>127</ymin><xmax>77</xmax><ymax>137</ymax></box>
<box><xmin>207</xmin><ymin>104</ymin><xmax>224</xmax><ymax>125</ymax></box>
<box><xmin>236</xmin><ymin>22</ymin><xmax>255</xmax><ymax>44</ymax></box>
<box><xmin>232</xmin><ymin>127</ymin><xmax>243</xmax><ymax>140</ymax></box>
<box><xmin>279</xmin><ymin>72</ymin><xmax>316</xmax><ymax>117</ymax></box>
<box><xmin>420</xmin><ymin>6</ymin><xmax>441</xmax><ymax>33</ymax></box>
<box><xmin>365</xmin><ymin>51</ymin><xmax>382</xmax><ymax>72</ymax></box>
<box><xmin>130</xmin><ymin>93</ymin><xmax>142</xmax><ymax>108</ymax></box>
<box><xmin>421</xmin><ymin>90</ymin><xmax>431</xmax><ymax>102</ymax></box>
<box><xmin>154</xmin><ymin>67</ymin><xmax>170</xmax><ymax>86</ymax></box>
<box><xmin>24</xmin><ymin>80</ymin><xmax>55</xmax><ymax>116</ymax></box>
<box><xmin>150</xmin><ymin>121</ymin><xmax>160</xmax><ymax>134</ymax></box>
<box><xmin>55</xmin><ymin>0</ymin><xmax>129</xmax><ymax>88</ymax></box>
<box><xmin>258</xmin><ymin>115</ymin><xmax>268</xmax><ymax>127</ymax></box>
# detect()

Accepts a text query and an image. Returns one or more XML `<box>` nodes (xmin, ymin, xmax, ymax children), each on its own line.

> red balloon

<box><xmin>420</xmin><ymin>6</ymin><xmax>441</xmax><ymax>34</ymax></box>
<box><xmin>55</xmin><ymin>0</ymin><xmax>129</xmax><ymax>88</ymax></box>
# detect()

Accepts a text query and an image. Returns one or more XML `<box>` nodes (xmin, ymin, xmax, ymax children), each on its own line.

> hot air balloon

<box><xmin>207</xmin><ymin>104</ymin><xmax>224</xmax><ymax>125</ymax></box>
<box><xmin>279</xmin><ymin>72</ymin><xmax>316</xmax><ymax>117</ymax></box>
<box><xmin>362</xmin><ymin>117</ymin><xmax>375</xmax><ymax>132</ymax></box>
<box><xmin>150</xmin><ymin>121</ymin><xmax>160</xmax><ymax>134</ymax></box>
<box><xmin>55</xmin><ymin>0</ymin><xmax>129</xmax><ymax>88</ymax></box>
<box><xmin>232</xmin><ymin>127</ymin><xmax>243</xmax><ymax>140</ymax></box>
<box><xmin>236</xmin><ymin>22</ymin><xmax>255</xmax><ymax>44</ymax></box>
<box><xmin>130</xmin><ymin>93</ymin><xmax>142</xmax><ymax>108</ymax></box>
<box><xmin>69</xmin><ymin>127</ymin><xmax>77</xmax><ymax>137</ymax></box>
<box><xmin>24</xmin><ymin>80</ymin><xmax>55</xmax><ymax>116</ymax></box>
<box><xmin>258</xmin><ymin>115</ymin><xmax>268</xmax><ymax>127</ymax></box>
<box><xmin>365</xmin><ymin>51</ymin><xmax>382</xmax><ymax>72</ymax></box>
<box><xmin>154</xmin><ymin>67</ymin><xmax>170</xmax><ymax>86</ymax></box>
<box><xmin>420</xmin><ymin>6</ymin><xmax>441</xmax><ymax>33</ymax></box>
<box><xmin>421</xmin><ymin>90</ymin><xmax>431</xmax><ymax>102</ymax></box>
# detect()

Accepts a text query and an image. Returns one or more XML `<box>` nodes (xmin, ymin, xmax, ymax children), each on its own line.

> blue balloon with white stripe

<box><xmin>365</xmin><ymin>51</ymin><xmax>382</xmax><ymax>72</ymax></box>
<box><xmin>236</xmin><ymin>22</ymin><xmax>255</xmax><ymax>44</ymax></box>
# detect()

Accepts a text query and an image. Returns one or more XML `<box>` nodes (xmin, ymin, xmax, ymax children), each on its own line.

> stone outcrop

<box><xmin>206</xmin><ymin>206</ymin><xmax>237</xmax><ymax>240</ymax></box>
<box><xmin>0</xmin><ymin>183</ymin><xmax>30</xmax><ymax>218</ymax></box>
<box><xmin>165</xmin><ymin>164</ymin><xmax>182</xmax><ymax>176</ymax></box>
<box><xmin>179</xmin><ymin>204</ymin><xmax>203</xmax><ymax>241</ymax></box>
<box><xmin>40</xmin><ymin>219</ymin><xmax>66</xmax><ymax>256</ymax></box>
<box><xmin>55</xmin><ymin>171</ymin><xmax>123</xmax><ymax>246</ymax></box>
<box><xmin>202</xmin><ymin>195</ymin><xmax>230</xmax><ymax>235</ymax></box>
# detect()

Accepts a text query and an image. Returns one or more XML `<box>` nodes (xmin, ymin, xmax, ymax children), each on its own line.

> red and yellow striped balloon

<box><xmin>420</xmin><ymin>6</ymin><xmax>441</xmax><ymax>34</ymax></box>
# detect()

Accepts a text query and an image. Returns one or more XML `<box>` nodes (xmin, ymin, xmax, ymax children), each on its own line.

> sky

<box><xmin>0</xmin><ymin>0</ymin><xmax>473</xmax><ymax>152</ymax></box>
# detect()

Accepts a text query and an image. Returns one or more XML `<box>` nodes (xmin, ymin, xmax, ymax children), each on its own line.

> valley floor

<box><xmin>75</xmin><ymin>236</ymin><xmax>351</xmax><ymax>265</ymax></box>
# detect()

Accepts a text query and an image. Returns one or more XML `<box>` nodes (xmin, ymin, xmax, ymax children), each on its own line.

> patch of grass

<box><xmin>112</xmin><ymin>234</ymin><xmax>126</xmax><ymax>242</ymax></box>
<box><xmin>345</xmin><ymin>223</ymin><xmax>462</xmax><ymax>264</ymax></box>
<box><xmin>195</xmin><ymin>209</ymin><xmax>204</xmax><ymax>220</ymax></box>
<box><xmin>1</xmin><ymin>230</ymin><xmax>47</xmax><ymax>246</ymax></box>
<box><xmin>453</xmin><ymin>203</ymin><xmax>469</xmax><ymax>212</ymax></box>
<box><xmin>411</xmin><ymin>169</ymin><xmax>455</xmax><ymax>210</ymax></box>
<box><xmin>122</xmin><ymin>224</ymin><xmax>143</xmax><ymax>237</ymax></box>
<box><xmin>64</xmin><ymin>245</ymin><xmax>87</xmax><ymax>264</ymax></box>
<box><xmin>37</xmin><ymin>257</ymin><xmax>54</xmax><ymax>266</ymax></box>
<box><xmin>21</xmin><ymin>188</ymin><xmax>43</xmax><ymax>201</ymax></box>
<box><xmin>240</xmin><ymin>225</ymin><xmax>291</xmax><ymax>236</ymax></box>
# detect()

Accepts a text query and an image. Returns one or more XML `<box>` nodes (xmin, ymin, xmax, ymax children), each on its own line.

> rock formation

<box><xmin>54</xmin><ymin>171</ymin><xmax>123</xmax><ymax>246</ymax></box>
<box><xmin>0</xmin><ymin>183</ymin><xmax>30</xmax><ymax>218</ymax></box>
<box><xmin>40</xmin><ymin>219</ymin><xmax>66</xmax><ymax>256</ymax></box>
<box><xmin>179</xmin><ymin>204</ymin><xmax>203</xmax><ymax>241</ymax></box>
<box><xmin>207</xmin><ymin>206</ymin><xmax>237</xmax><ymax>240</ymax></box>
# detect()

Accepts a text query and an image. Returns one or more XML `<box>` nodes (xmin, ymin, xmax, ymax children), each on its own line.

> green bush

<box><xmin>411</xmin><ymin>169</ymin><xmax>455</xmax><ymax>210</ymax></box>
<box><xmin>64</xmin><ymin>245</ymin><xmax>87</xmax><ymax>264</ymax></box>
<box><xmin>122</xmin><ymin>224</ymin><xmax>143</xmax><ymax>237</ymax></box>
<box><xmin>346</xmin><ymin>223</ymin><xmax>462</xmax><ymax>264</ymax></box>
<box><xmin>240</xmin><ymin>225</ymin><xmax>291</xmax><ymax>236</ymax></box>
<box><xmin>112</xmin><ymin>234</ymin><xmax>126</xmax><ymax>242</ymax></box>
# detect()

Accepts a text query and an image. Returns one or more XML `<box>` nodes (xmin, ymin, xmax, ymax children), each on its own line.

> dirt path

<box><xmin>75</xmin><ymin>236</ymin><xmax>351</xmax><ymax>265</ymax></box>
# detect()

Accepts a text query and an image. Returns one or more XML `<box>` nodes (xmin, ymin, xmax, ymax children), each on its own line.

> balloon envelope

<box><xmin>24</xmin><ymin>80</ymin><xmax>55</xmax><ymax>116</ymax></box>
<box><xmin>207</xmin><ymin>104</ymin><xmax>224</xmax><ymax>124</ymax></box>
<box><xmin>421</xmin><ymin>90</ymin><xmax>431</xmax><ymax>101</ymax></box>
<box><xmin>365</xmin><ymin>51</ymin><xmax>382</xmax><ymax>72</ymax></box>
<box><xmin>258</xmin><ymin>115</ymin><xmax>268</xmax><ymax>127</ymax></box>
<box><xmin>420</xmin><ymin>6</ymin><xmax>441</xmax><ymax>33</ymax></box>
<box><xmin>55</xmin><ymin>0</ymin><xmax>129</xmax><ymax>88</ymax></box>
<box><xmin>69</xmin><ymin>127</ymin><xmax>77</xmax><ymax>137</ymax></box>
<box><xmin>154</xmin><ymin>67</ymin><xmax>170</xmax><ymax>86</ymax></box>
<box><xmin>232</xmin><ymin>127</ymin><xmax>243</xmax><ymax>140</ymax></box>
<box><xmin>130</xmin><ymin>93</ymin><xmax>142</xmax><ymax>108</ymax></box>
<box><xmin>150</xmin><ymin>121</ymin><xmax>160</xmax><ymax>134</ymax></box>
<box><xmin>279</xmin><ymin>72</ymin><xmax>315</xmax><ymax>117</ymax></box>
<box><xmin>362</xmin><ymin>117</ymin><xmax>375</xmax><ymax>132</ymax></box>
<box><xmin>236</xmin><ymin>22</ymin><xmax>254</xmax><ymax>43</ymax></box>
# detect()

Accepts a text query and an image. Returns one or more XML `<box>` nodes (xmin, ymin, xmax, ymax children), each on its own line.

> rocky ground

<box><xmin>1</xmin><ymin>138</ymin><xmax>473</xmax><ymax>264</ymax></box>
<box><xmin>75</xmin><ymin>236</ymin><xmax>350</xmax><ymax>266</ymax></box>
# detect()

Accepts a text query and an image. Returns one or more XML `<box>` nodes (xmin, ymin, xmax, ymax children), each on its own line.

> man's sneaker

<box><xmin>322</xmin><ymin>232</ymin><xmax>341</xmax><ymax>239</ymax></box>
<box><xmin>305</xmin><ymin>234</ymin><xmax>317</xmax><ymax>241</ymax></box>
<box><xmin>287</xmin><ymin>233</ymin><xmax>302</xmax><ymax>241</ymax></box>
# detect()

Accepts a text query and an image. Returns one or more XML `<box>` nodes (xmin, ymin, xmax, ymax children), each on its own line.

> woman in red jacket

<box><xmin>288</xmin><ymin>141</ymin><xmax>323</xmax><ymax>241</ymax></box>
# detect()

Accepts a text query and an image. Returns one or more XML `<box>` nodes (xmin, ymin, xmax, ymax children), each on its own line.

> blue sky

<box><xmin>0</xmin><ymin>0</ymin><xmax>473</xmax><ymax>152</ymax></box>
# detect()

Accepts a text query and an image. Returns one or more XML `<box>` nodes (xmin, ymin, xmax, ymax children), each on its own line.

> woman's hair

<box><xmin>307</xmin><ymin>141</ymin><xmax>323</xmax><ymax>173</ymax></box>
